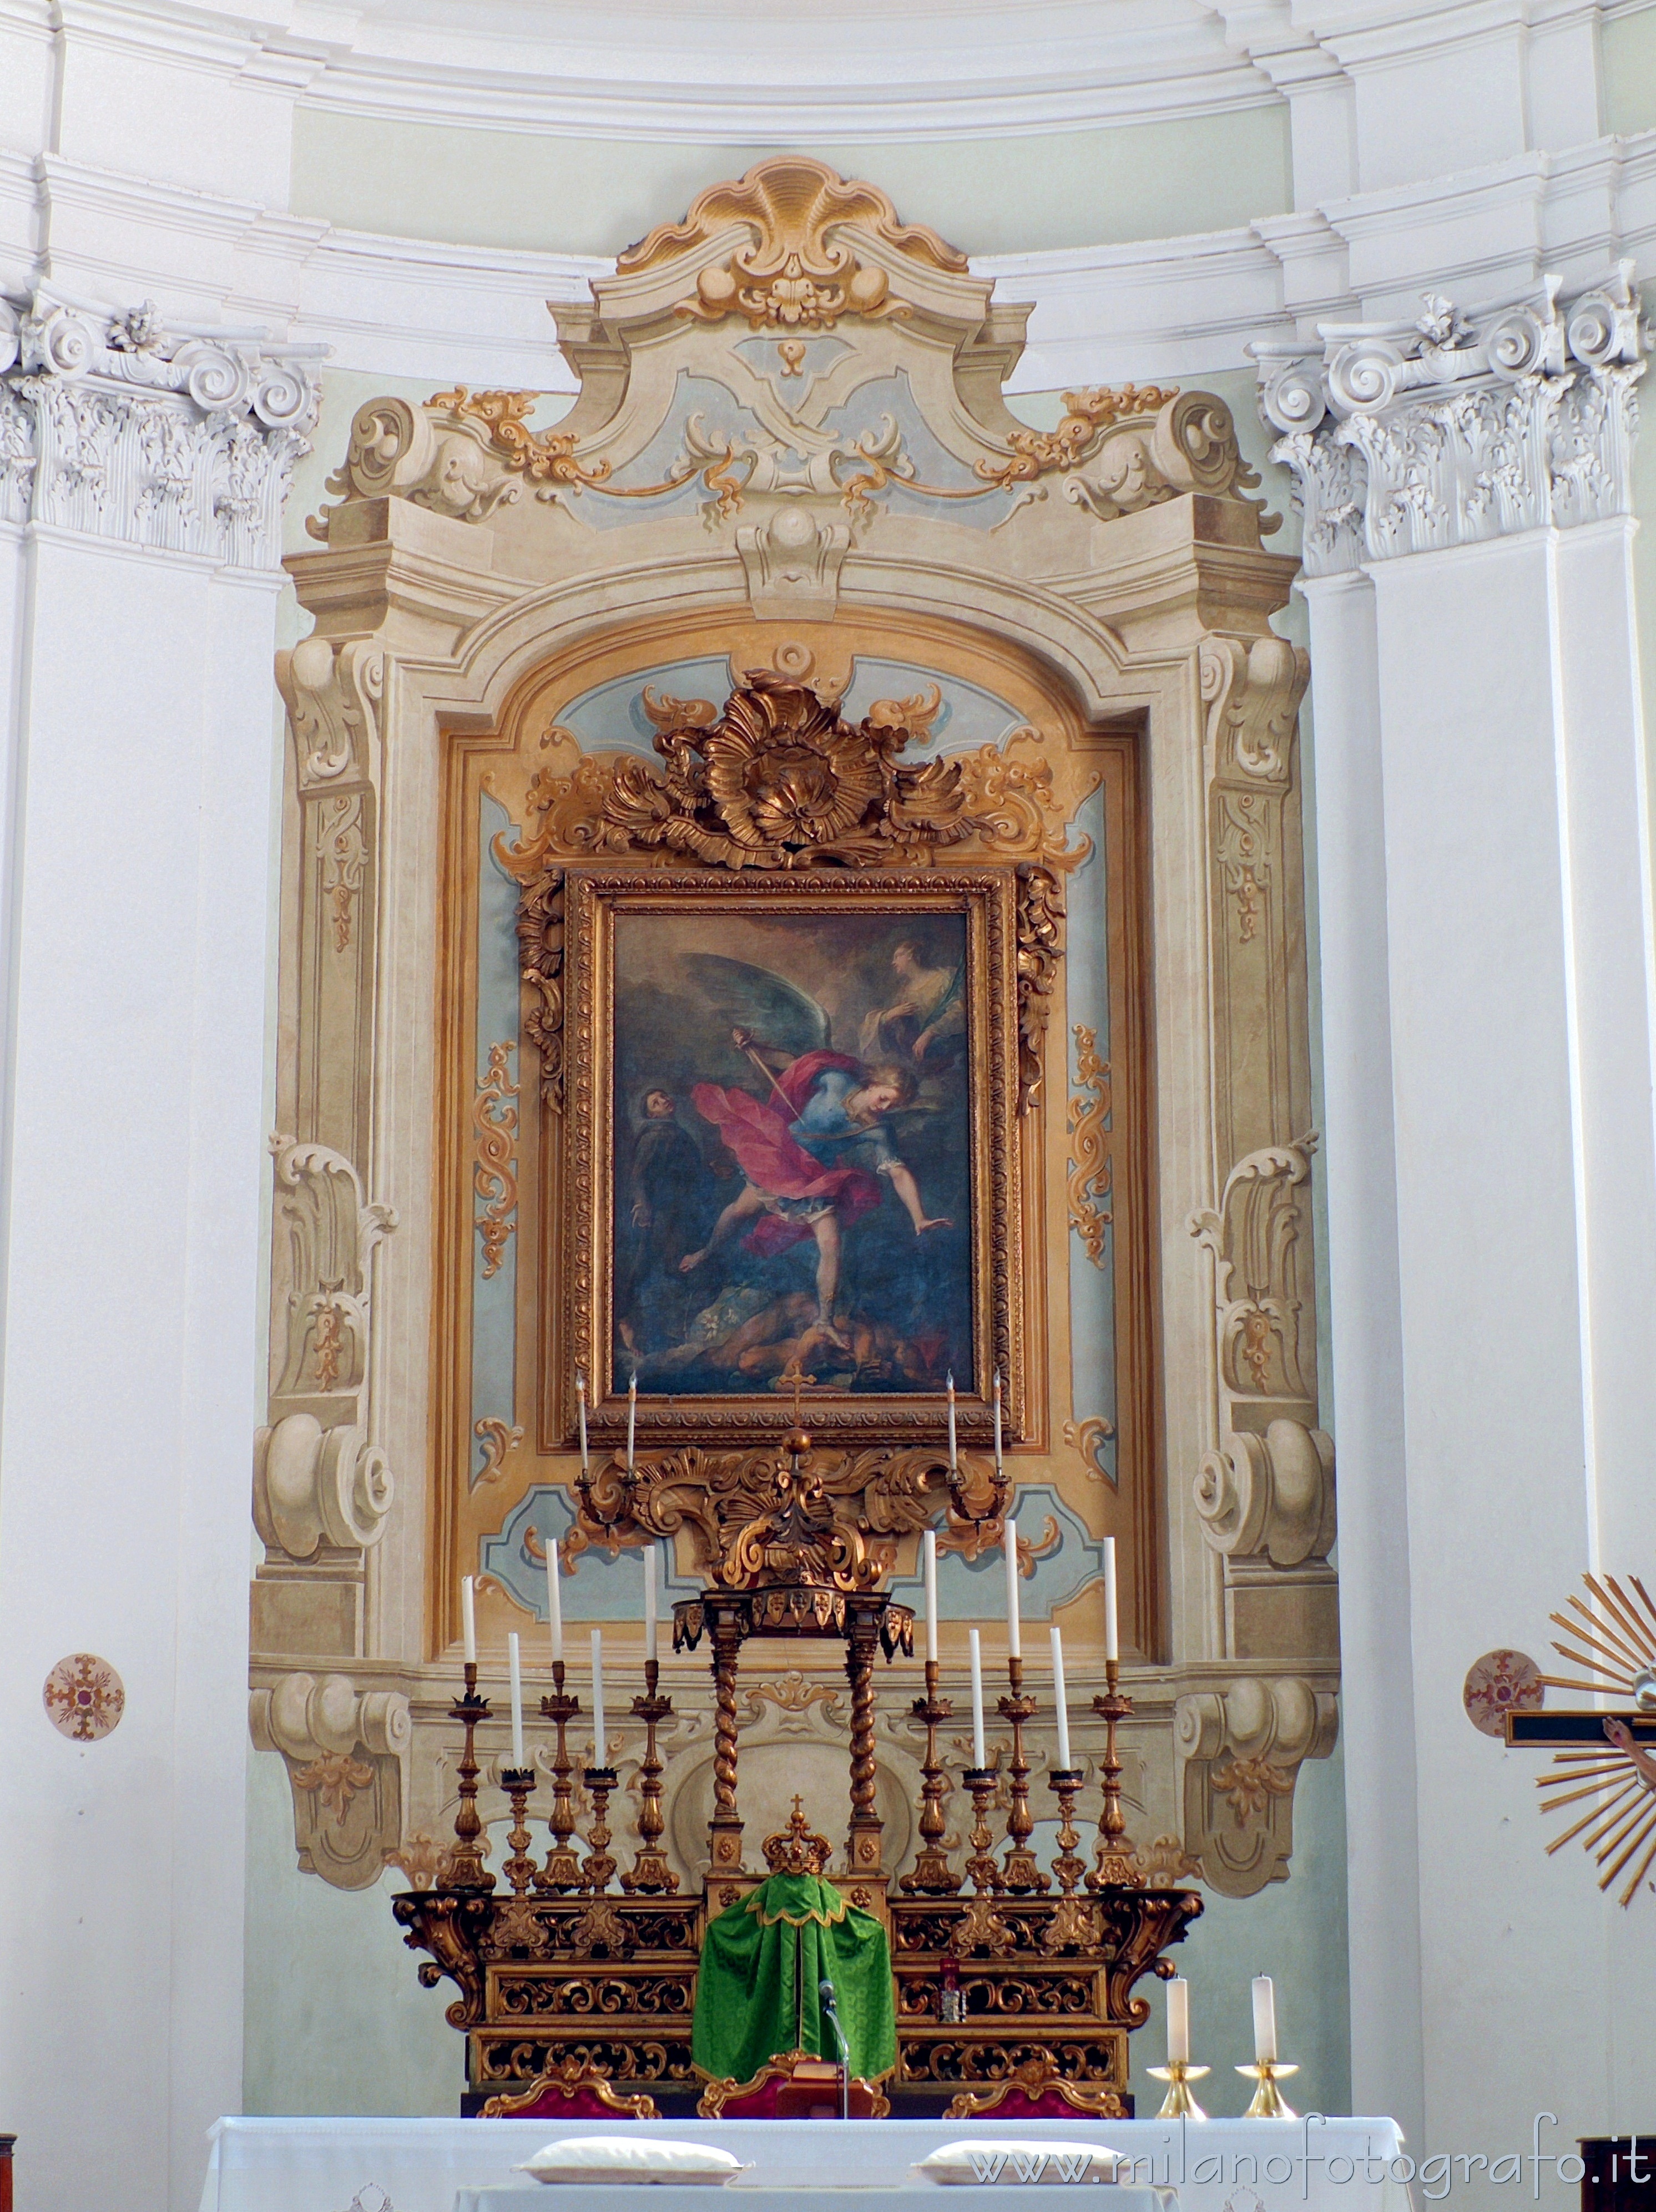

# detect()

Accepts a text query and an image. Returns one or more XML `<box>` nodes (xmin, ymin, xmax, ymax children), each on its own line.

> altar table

<box><xmin>201</xmin><ymin>2116</ymin><xmax>1412</xmax><ymax>2212</ymax></box>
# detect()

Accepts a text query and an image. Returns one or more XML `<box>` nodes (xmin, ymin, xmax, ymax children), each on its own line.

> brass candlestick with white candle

<box><xmin>534</xmin><ymin>1531</ymin><xmax>583</xmax><ymax>1892</ymax></box>
<box><xmin>498</xmin><ymin>1632</ymin><xmax>538</xmax><ymax>1895</ymax></box>
<box><xmin>445</xmin><ymin>1578</ymin><xmax>496</xmax><ymax>1892</ymax></box>
<box><xmin>1047</xmin><ymin>1624</ymin><xmax>1086</xmax><ymax>1893</ymax></box>
<box><xmin>997</xmin><ymin>1518</ymin><xmax>1049</xmax><ymax>1893</ymax></box>
<box><xmin>1148</xmin><ymin>1975</ymin><xmax>1210</xmax><ymax>2118</ymax></box>
<box><xmin>1088</xmin><ymin>1537</ymin><xmax>1142</xmax><ymax>1889</ymax></box>
<box><xmin>901</xmin><ymin>1530</ymin><xmax>961</xmax><ymax>1895</ymax></box>
<box><xmin>624</xmin><ymin>1544</ymin><xmax>678</xmax><ymax>1894</ymax></box>
<box><xmin>1237</xmin><ymin>1973</ymin><xmax>1297</xmax><ymax>2117</ymax></box>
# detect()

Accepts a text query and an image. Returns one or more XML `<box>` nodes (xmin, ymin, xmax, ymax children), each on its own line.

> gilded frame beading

<box><xmin>558</xmin><ymin>865</ymin><xmax>1027</xmax><ymax>1447</ymax></box>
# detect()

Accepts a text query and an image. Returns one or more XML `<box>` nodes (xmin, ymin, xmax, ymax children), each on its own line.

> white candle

<box><xmin>946</xmin><ymin>1373</ymin><xmax>958</xmax><ymax>1471</ymax></box>
<box><xmin>1251</xmin><ymin>1975</ymin><xmax>1277</xmax><ymax>2064</ymax></box>
<box><xmin>1167</xmin><ymin>1977</ymin><xmax>1190</xmax><ymax>2066</ymax></box>
<box><xmin>627</xmin><ymin>1375</ymin><xmax>637</xmax><ymax>1473</ymax></box>
<box><xmin>461</xmin><ymin>1575</ymin><xmax>477</xmax><ymax>1665</ymax></box>
<box><xmin>992</xmin><ymin>1368</ymin><xmax>1003</xmax><ymax>1477</ymax></box>
<box><xmin>968</xmin><ymin>1628</ymin><xmax>987</xmax><ymax>1767</ymax></box>
<box><xmin>644</xmin><ymin>1542</ymin><xmax>659</xmax><ymax>1666</ymax></box>
<box><xmin>922</xmin><ymin>1529</ymin><xmax>939</xmax><ymax>1664</ymax></box>
<box><xmin>1050</xmin><ymin>1623</ymin><xmax>1071</xmax><ymax>1767</ymax></box>
<box><xmin>547</xmin><ymin>1531</ymin><xmax>564</xmax><ymax>1665</ymax></box>
<box><xmin>1004</xmin><ymin>1516</ymin><xmax>1021</xmax><ymax>1659</ymax></box>
<box><xmin>1103</xmin><ymin>1536</ymin><xmax>1119</xmax><ymax>1664</ymax></box>
<box><xmin>591</xmin><ymin>1627</ymin><xmax>607</xmax><ymax>1766</ymax></box>
<box><xmin>576</xmin><ymin>1371</ymin><xmax>590</xmax><ymax>1476</ymax></box>
<box><xmin>508</xmin><ymin>1630</ymin><xmax>525</xmax><ymax>1767</ymax></box>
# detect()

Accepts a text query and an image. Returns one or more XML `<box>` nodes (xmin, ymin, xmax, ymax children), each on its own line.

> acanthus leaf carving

<box><xmin>0</xmin><ymin>285</ymin><xmax>320</xmax><ymax>560</ymax></box>
<box><xmin>1256</xmin><ymin>266</ymin><xmax>1649</xmax><ymax>577</ymax></box>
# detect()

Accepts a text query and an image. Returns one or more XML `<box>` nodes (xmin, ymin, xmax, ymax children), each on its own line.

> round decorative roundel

<box><xmin>43</xmin><ymin>1653</ymin><xmax>125</xmax><ymax>1742</ymax></box>
<box><xmin>1463</xmin><ymin>1648</ymin><xmax>1544</xmax><ymax>1738</ymax></box>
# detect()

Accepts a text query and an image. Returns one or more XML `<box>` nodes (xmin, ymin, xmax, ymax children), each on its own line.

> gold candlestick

<box><xmin>581</xmin><ymin>1765</ymin><xmax>619</xmax><ymax>1894</ymax></box>
<box><xmin>1047</xmin><ymin>1766</ymin><xmax>1086</xmax><ymax>1894</ymax></box>
<box><xmin>997</xmin><ymin>1654</ymin><xmax>1049</xmax><ymax>1892</ymax></box>
<box><xmin>499</xmin><ymin>1765</ymin><xmax>538</xmax><ymax>1896</ymax></box>
<box><xmin>900</xmin><ymin>1660</ymin><xmax>961</xmax><ymax>1896</ymax></box>
<box><xmin>1088</xmin><ymin>1657</ymin><xmax>1143</xmax><ymax>1889</ymax></box>
<box><xmin>1237</xmin><ymin>2059</ymin><xmax>1299</xmax><ymax>2119</ymax></box>
<box><xmin>534</xmin><ymin>1660</ymin><xmax>583</xmax><ymax>1893</ymax></box>
<box><xmin>963</xmin><ymin>1766</ymin><xmax>1001</xmax><ymax>1894</ymax></box>
<box><xmin>443</xmin><ymin>1663</ymin><xmax>496</xmax><ymax>1892</ymax></box>
<box><xmin>1148</xmin><ymin>2060</ymin><xmax>1210</xmax><ymax>2119</ymax></box>
<box><xmin>622</xmin><ymin>1658</ymin><xmax>678</xmax><ymax>1894</ymax></box>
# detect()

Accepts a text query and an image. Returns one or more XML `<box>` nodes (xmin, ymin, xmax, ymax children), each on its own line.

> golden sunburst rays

<box><xmin>1537</xmin><ymin>1573</ymin><xmax>1656</xmax><ymax>1908</ymax></box>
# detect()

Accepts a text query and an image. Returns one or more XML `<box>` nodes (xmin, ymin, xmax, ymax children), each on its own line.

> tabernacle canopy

<box><xmin>690</xmin><ymin>1870</ymin><xmax>897</xmax><ymax>2085</ymax></box>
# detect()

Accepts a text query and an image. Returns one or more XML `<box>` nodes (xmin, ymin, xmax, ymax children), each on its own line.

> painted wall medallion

<box><xmin>43</xmin><ymin>1653</ymin><xmax>125</xmax><ymax>1742</ymax></box>
<box><xmin>1462</xmin><ymin>1648</ymin><xmax>1543</xmax><ymax>1737</ymax></box>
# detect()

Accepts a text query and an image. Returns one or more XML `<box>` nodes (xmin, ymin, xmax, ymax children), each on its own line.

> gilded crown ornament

<box><xmin>763</xmin><ymin>1799</ymin><xmax>835</xmax><ymax>1876</ymax></box>
<box><xmin>601</xmin><ymin>675</ymin><xmax>973</xmax><ymax>872</ymax></box>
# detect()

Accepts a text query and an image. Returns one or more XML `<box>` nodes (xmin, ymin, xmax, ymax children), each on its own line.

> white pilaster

<box><xmin>1269</xmin><ymin>268</ymin><xmax>1655</xmax><ymax>2165</ymax></box>
<box><xmin>0</xmin><ymin>297</ymin><xmax>315</xmax><ymax>2212</ymax></box>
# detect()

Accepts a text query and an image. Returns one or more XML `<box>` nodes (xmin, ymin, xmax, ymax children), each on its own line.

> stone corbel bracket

<box><xmin>255</xmin><ymin>1136</ymin><xmax>398</xmax><ymax>1660</ymax></box>
<box><xmin>0</xmin><ymin>285</ymin><xmax>323</xmax><ymax>563</ymax></box>
<box><xmin>1253</xmin><ymin>263</ymin><xmax>1650</xmax><ymax>578</ymax></box>
<box><xmin>250</xmin><ymin>1672</ymin><xmax>412</xmax><ymax>1891</ymax></box>
<box><xmin>1176</xmin><ymin>1676</ymin><xmax>1338</xmax><ymax>1896</ymax></box>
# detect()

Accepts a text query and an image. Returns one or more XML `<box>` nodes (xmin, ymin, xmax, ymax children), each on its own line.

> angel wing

<box><xmin>679</xmin><ymin>954</ymin><xmax>831</xmax><ymax>1059</ymax></box>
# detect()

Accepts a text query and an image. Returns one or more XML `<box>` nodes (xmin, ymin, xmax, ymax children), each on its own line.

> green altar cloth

<box><xmin>690</xmin><ymin>1871</ymin><xmax>897</xmax><ymax>2085</ymax></box>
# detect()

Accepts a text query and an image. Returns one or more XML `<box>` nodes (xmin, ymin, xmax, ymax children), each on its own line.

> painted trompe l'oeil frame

<box><xmin>432</xmin><ymin>616</ymin><xmax>1154</xmax><ymax>1651</ymax></box>
<box><xmin>260</xmin><ymin>158</ymin><xmax>1335</xmax><ymax>1908</ymax></box>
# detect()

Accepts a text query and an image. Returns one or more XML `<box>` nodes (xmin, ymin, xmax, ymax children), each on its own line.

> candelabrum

<box><xmin>535</xmin><ymin>1661</ymin><xmax>583</xmax><ymax>1894</ymax></box>
<box><xmin>581</xmin><ymin>1766</ymin><xmax>619</xmax><ymax>1894</ymax></box>
<box><xmin>1047</xmin><ymin>1766</ymin><xmax>1086</xmax><ymax>1895</ymax></box>
<box><xmin>622</xmin><ymin>1659</ymin><xmax>678</xmax><ymax>1895</ymax></box>
<box><xmin>443</xmin><ymin>1664</ymin><xmax>497</xmax><ymax>1892</ymax></box>
<box><xmin>499</xmin><ymin>1766</ymin><xmax>538</xmax><ymax>1896</ymax></box>
<box><xmin>963</xmin><ymin>1766</ymin><xmax>1001</xmax><ymax>1894</ymax></box>
<box><xmin>997</xmin><ymin>1654</ymin><xmax>1049</xmax><ymax>1892</ymax></box>
<box><xmin>899</xmin><ymin>1661</ymin><xmax>961</xmax><ymax>1896</ymax></box>
<box><xmin>1088</xmin><ymin>1658</ymin><xmax>1143</xmax><ymax>1890</ymax></box>
<box><xmin>1148</xmin><ymin>2059</ymin><xmax>1210</xmax><ymax>2120</ymax></box>
<box><xmin>1238</xmin><ymin>2059</ymin><xmax>1298</xmax><ymax>2119</ymax></box>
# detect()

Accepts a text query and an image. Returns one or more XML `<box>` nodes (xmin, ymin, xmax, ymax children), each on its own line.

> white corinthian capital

<box><xmin>0</xmin><ymin>286</ymin><xmax>324</xmax><ymax>566</ymax></box>
<box><xmin>1253</xmin><ymin>265</ymin><xmax>1649</xmax><ymax>578</ymax></box>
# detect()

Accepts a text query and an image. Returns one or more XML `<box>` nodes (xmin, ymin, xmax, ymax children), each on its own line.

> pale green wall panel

<box><xmin>1603</xmin><ymin>6</ymin><xmax>1656</xmax><ymax>135</ymax></box>
<box><xmin>289</xmin><ymin>107</ymin><xmax>1291</xmax><ymax>259</ymax></box>
<box><xmin>244</xmin><ymin>1750</ymin><xmax>463</xmax><ymax>2115</ymax></box>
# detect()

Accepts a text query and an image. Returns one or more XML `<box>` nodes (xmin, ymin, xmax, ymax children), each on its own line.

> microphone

<box><xmin>818</xmin><ymin>1978</ymin><xmax>849</xmax><ymax>2058</ymax></box>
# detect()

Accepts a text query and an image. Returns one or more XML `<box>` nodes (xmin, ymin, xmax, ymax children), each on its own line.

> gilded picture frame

<box><xmin>557</xmin><ymin>867</ymin><xmax>1026</xmax><ymax>1447</ymax></box>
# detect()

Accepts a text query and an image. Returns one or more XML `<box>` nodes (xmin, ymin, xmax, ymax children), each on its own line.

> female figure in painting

<box><xmin>859</xmin><ymin>938</ymin><xmax>965</xmax><ymax>1065</ymax></box>
<box><xmin>680</xmin><ymin>1027</ymin><xmax>951</xmax><ymax>1347</ymax></box>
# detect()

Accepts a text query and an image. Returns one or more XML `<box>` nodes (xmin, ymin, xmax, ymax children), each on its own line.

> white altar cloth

<box><xmin>453</xmin><ymin>2190</ymin><xmax>1178</xmax><ymax>2212</ymax></box>
<box><xmin>201</xmin><ymin>2116</ymin><xmax>1412</xmax><ymax>2212</ymax></box>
